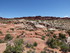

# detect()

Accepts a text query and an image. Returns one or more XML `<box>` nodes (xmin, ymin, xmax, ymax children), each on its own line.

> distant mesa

<box><xmin>0</xmin><ymin>16</ymin><xmax>70</xmax><ymax>20</ymax></box>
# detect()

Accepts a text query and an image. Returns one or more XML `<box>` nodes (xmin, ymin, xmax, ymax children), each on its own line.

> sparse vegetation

<box><xmin>0</xmin><ymin>16</ymin><xmax>70</xmax><ymax>53</ymax></box>
<box><xmin>4</xmin><ymin>39</ymin><xmax>24</xmax><ymax>53</ymax></box>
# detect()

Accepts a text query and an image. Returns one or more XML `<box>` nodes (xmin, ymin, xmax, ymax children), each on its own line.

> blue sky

<box><xmin>0</xmin><ymin>0</ymin><xmax>70</xmax><ymax>18</ymax></box>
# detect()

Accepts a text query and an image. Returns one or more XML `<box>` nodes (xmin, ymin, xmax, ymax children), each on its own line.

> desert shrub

<box><xmin>3</xmin><ymin>44</ymin><xmax>14</xmax><ymax>53</ymax></box>
<box><xmin>4</xmin><ymin>34</ymin><xmax>13</xmax><ymax>41</ymax></box>
<box><xmin>14</xmin><ymin>39</ymin><xmax>23</xmax><ymax>46</ymax></box>
<box><xmin>41</xmin><ymin>36</ymin><xmax>45</xmax><ymax>40</ymax></box>
<box><xmin>0</xmin><ymin>39</ymin><xmax>4</xmax><ymax>43</ymax></box>
<box><xmin>4</xmin><ymin>39</ymin><xmax>23</xmax><ymax>53</ymax></box>
<box><xmin>59</xmin><ymin>33</ymin><xmax>66</xmax><ymax>40</ymax></box>
<box><xmin>67</xmin><ymin>30</ymin><xmax>70</xmax><ymax>36</ymax></box>
<box><xmin>35</xmin><ymin>33</ymin><xmax>38</xmax><ymax>35</ymax></box>
<box><xmin>10</xmin><ymin>28</ymin><xmax>14</xmax><ymax>31</ymax></box>
<box><xmin>60</xmin><ymin>43</ymin><xmax>69</xmax><ymax>53</ymax></box>
<box><xmin>14</xmin><ymin>22</ymin><xmax>18</xmax><ymax>24</ymax></box>
<box><xmin>46</xmin><ymin>33</ymin><xmax>50</xmax><ymax>36</ymax></box>
<box><xmin>26</xmin><ymin>43</ymin><xmax>32</xmax><ymax>48</ymax></box>
<box><xmin>47</xmin><ymin>38</ymin><xmax>59</xmax><ymax>48</ymax></box>
<box><xmin>29</xmin><ymin>29</ymin><xmax>34</xmax><ymax>31</ymax></box>
<box><xmin>33</xmin><ymin>42</ymin><xmax>37</xmax><ymax>47</ymax></box>
<box><xmin>46</xmin><ymin>38</ymin><xmax>63</xmax><ymax>48</ymax></box>
<box><xmin>55</xmin><ymin>52</ymin><xmax>57</xmax><ymax>53</ymax></box>
<box><xmin>31</xmin><ymin>46</ymin><xmax>35</xmax><ymax>50</ymax></box>
<box><xmin>27</xmin><ymin>50</ymin><xmax>35</xmax><ymax>53</ymax></box>
<box><xmin>41</xmin><ymin>51</ymin><xmax>46</xmax><ymax>53</ymax></box>
<box><xmin>53</xmin><ymin>34</ymin><xmax>57</xmax><ymax>38</ymax></box>
<box><xmin>16</xmin><ymin>35</ymin><xmax>20</xmax><ymax>38</ymax></box>
<box><xmin>50</xmin><ymin>31</ymin><xmax>53</xmax><ymax>34</ymax></box>
<box><xmin>0</xmin><ymin>31</ymin><xmax>2</xmax><ymax>34</ymax></box>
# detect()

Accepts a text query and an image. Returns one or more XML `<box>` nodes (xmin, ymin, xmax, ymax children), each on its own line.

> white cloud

<box><xmin>64</xmin><ymin>16</ymin><xmax>69</xmax><ymax>17</ymax></box>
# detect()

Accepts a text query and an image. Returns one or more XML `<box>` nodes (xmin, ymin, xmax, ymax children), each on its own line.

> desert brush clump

<box><xmin>67</xmin><ymin>30</ymin><xmax>70</xmax><ymax>36</ymax></box>
<box><xmin>0</xmin><ymin>31</ymin><xmax>2</xmax><ymax>34</ymax></box>
<box><xmin>41</xmin><ymin>36</ymin><xmax>45</xmax><ymax>40</ymax></box>
<box><xmin>59</xmin><ymin>33</ymin><xmax>66</xmax><ymax>40</ymax></box>
<box><xmin>27</xmin><ymin>50</ymin><xmax>35</xmax><ymax>53</ymax></box>
<box><xmin>33</xmin><ymin>42</ymin><xmax>37</xmax><ymax>47</ymax></box>
<box><xmin>26</xmin><ymin>43</ymin><xmax>33</xmax><ymax>48</ymax></box>
<box><xmin>41</xmin><ymin>50</ymin><xmax>46</xmax><ymax>53</ymax></box>
<box><xmin>10</xmin><ymin>28</ymin><xmax>14</xmax><ymax>31</ymax></box>
<box><xmin>4</xmin><ymin>34</ymin><xmax>13</xmax><ymax>41</ymax></box>
<box><xmin>47</xmin><ymin>38</ymin><xmax>59</xmax><ymax>48</ymax></box>
<box><xmin>0</xmin><ymin>39</ymin><xmax>4</xmax><ymax>43</ymax></box>
<box><xmin>46</xmin><ymin>32</ymin><xmax>70</xmax><ymax>53</ymax></box>
<box><xmin>4</xmin><ymin>39</ymin><xmax>24</xmax><ymax>53</ymax></box>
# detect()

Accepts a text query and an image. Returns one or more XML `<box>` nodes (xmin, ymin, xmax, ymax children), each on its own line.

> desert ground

<box><xmin>0</xmin><ymin>17</ymin><xmax>70</xmax><ymax>53</ymax></box>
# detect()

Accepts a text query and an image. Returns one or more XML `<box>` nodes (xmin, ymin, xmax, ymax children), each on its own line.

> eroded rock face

<box><xmin>1</xmin><ymin>17</ymin><xmax>70</xmax><ymax>30</ymax></box>
<box><xmin>46</xmin><ymin>19</ymin><xmax>70</xmax><ymax>30</ymax></box>
<box><xmin>67</xmin><ymin>37</ymin><xmax>70</xmax><ymax>44</ymax></box>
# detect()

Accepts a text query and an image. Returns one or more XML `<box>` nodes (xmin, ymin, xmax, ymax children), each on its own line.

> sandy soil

<box><xmin>0</xmin><ymin>43</ymin><xmax>6</xmax><ymax>53</ymax></box>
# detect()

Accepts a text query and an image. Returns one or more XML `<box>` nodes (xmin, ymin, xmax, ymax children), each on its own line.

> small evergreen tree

<box><xmin>33</xmin><ymin>42</ymin><xmax>37</xmax><ymax>47</ymax></box>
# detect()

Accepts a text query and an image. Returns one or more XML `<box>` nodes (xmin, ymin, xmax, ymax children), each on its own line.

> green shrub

<box><xmin>14</xmin><ymin>39</ymin><xmax>23</xmax><ymax>46</ymax></box>
<box><xmin>4</xmin><ymin>39</ymin><xmax>23</xmax><ymax>53</ymax></box>
<box><xmin>41</xmin><ymin>36</ymin><xmax>45</xmax><ymax>40</ymax></box>
<box><xmin>67</xmin><ymin>30</ymin><xmax>70</xmax><ymax>36</ymax></box>
<box><xmin>60</xmin><ymin>43</ymin><xmax>69</xmax><ymax>53</ymax></box>
<box><xmin>41</xmin><ymin>51</ymin><xmax>46</xmax><ymax>53</ymax></box>
<box><xmin>46</xmin><ymin>33</ymin><xmax>50</xmax><ymax>36</ymax></box>
<box><xmin>53</xmin><ymin>34</ymin><xmax>57</xmax><ymax>38</ymax></box>
<box><xmin>0</xmin><ymin>31</ymin><xmax>2</xmax><ymax>34</ymax></box>
<box><xmin>50</xmin><ymin>31</ymin><xmax>53</xmax><ymax>34</ymax></box>
<box><xmin>33</xmin><ymin>42</ymin><xmax>37</xmax><ymax>47</ymax></box>
<box><xmin>59</xmin><ymin>33</ymin><xmax>66</xmax><ymax>40</ymax></box>
<box><xmin>27</xmin><ymin>50</ymin><xmax>35</xmax><ymax>53</ymax></box>
<box><xmin>26</xmin><ymin>43</ymin><xmax>32</xmax><ymax>48</ymax></box>
<box><xmin>10</xmin><ymin>28</ymin><xmax>14</xmax><ymax>31</ymax></box>
<box><xmin>47</xmin><ymin>38</ymin><xmax>58</xmax><ymax>48</ymax></box>
<box><xmin>4</xmin><ymin>34</ymin><xmax>13</xmax><ymax>41</ymax></box>
<box><xmin>16</xmin><ymin>35</ymin><xmax>20</xmax><ymax>38</ymax></box>
<box><xmin>0</xmin><ymin>39</ymin><xmax>4</xmax><ymax>43</ymax></box>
